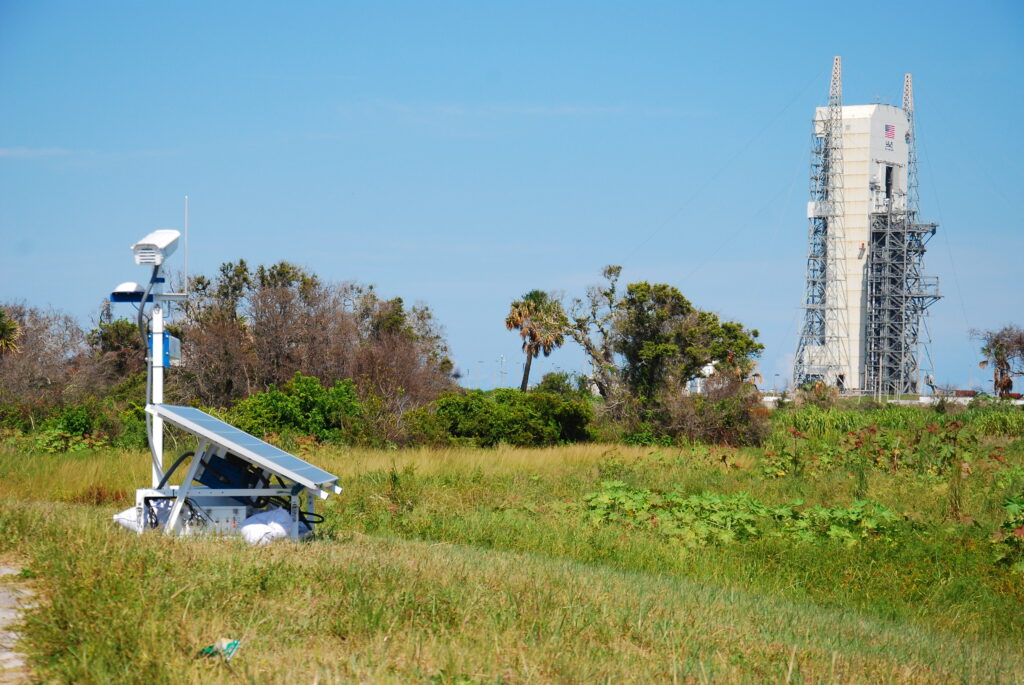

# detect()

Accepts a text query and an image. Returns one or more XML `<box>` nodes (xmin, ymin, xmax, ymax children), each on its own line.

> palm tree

<box><xmin>505</xmin><ymin>290</ymin><xmax>567</xmax><ymax>391</ymax></box>
<box><xmin>0</xmin><ymin>307</ymin><xmax>20</xmax><ymax>357</ymax></box>
<box><xmin>977</xmin><ymin>326</ymin><xmax>1024</xmax><ymax>396</ymax></box>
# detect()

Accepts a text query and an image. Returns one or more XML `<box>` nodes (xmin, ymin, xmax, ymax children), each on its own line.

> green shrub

<box><xmin>523</xmin><ymin>391</ymin><xmax>592</xmax><ymax>443</ymax></box>
<box><xmin>34</xmin><ymin>429</ymin><xmax>109</xmax><ymax>453</ymax></box>
<box><xmin>55</xmin><ymin>405</ymin><xmax>93</xmax><ymax>436</ymax></box>
<box><xmin>970</xmin><ymin>408</ymin><xmax>1024</xmax><ymax>437</ymax></box>
<box><xmin>111</xmin><ymin>408</ymin><xmax>148</xmax><ymax>448</ymax></box>
<box><xmin>429</xmin><ymin>389</ymin><xmax>593</xmax><ymax>447</ymax></box>
<box><xmin>622</xmin><ymin>425</ymin><xmax>672</xmax><ymax>446</ymax></box>
<box><xmin>532</xmin><ymin>371</ymin><xmax>589</xmax><ymax>398</ymax></box>
<box><xmin>584</xmin><ymin>481</ymin><xmax>905</xmax><ymax>547</ymax></box>
<box><xmin>226</xmin><ymin>372</ymin><xmax>364</xmax><ymax>443</ymax></box>
<box><xmin>30</xmin><ymin>405</ymin><xmax>111</xmax><ymax>453</ymax></box>
<box><xmin>401</xmin><ymin>405</ymin><xmax>452</xmax><ymax>446</ymax></box>
<box><xmin>788</xmin><ymin>500</ymin><xmax>902</xmax><ymax>545</ymax></box>
<box><xmin>992</xmin><ymin>494</ymin><xmax>1024</xmax><ymax>572</ymax></box>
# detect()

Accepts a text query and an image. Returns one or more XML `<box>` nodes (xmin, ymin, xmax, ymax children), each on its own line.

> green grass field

<box><xmin>2</xmin><ymin>437</ymin><xmax>1024</xmax><ymax>683</ymax></box>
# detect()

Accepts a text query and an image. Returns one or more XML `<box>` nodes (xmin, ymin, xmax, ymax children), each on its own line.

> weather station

<box><xmin>110</xmin><ymin>224</ymin><xmax>341</xmax><ymax>544</ymax></box>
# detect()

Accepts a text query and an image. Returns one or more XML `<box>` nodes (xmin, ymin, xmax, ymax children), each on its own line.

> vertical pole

<box><xmin>184</xmin><ymin>195</ymin><xmax>190</xmax><ymax>307</ymax></box>
<box><xmin>151</xmin><ymin>304</ymin><xmax>165</xmax><ymax>489</ymax></box>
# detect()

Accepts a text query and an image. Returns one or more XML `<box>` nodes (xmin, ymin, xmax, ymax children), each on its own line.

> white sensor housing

<box><xmin>132</xmin><ymin>230</ymin><xmax>180</xmax><ymax>266</ymax></box>
<box><xmin>113</xmin><ymin>281</ymin><xmax>143</xmax><ymax>294</ymax></box>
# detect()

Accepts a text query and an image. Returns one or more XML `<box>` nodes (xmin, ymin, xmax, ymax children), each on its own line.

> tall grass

<box><xmin>2</xmin><ymin>501</ymin><xmax>1022</xmax><ymax>684</ymax></box>
<box><xmin>2</xmin><ymin>417</ymin><xmax>1024</xmax><ymax>682</ymax></box>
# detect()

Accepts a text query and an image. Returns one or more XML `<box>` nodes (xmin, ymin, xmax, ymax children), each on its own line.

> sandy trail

<box><xmin>0</xmin><ymin>565</ymin><xmax>32</xmax><ymax>684</ymax></box>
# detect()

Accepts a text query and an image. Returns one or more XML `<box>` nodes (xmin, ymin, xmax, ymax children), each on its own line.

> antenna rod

<box><xmin>184</xmin><ymin>195</ymin><xmax>189</xmax><ymax>308</ymax></box>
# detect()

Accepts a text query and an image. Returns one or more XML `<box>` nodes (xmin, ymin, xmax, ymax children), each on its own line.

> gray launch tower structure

<box><xmin>793</xmin><ymin>57</ymin><xmax>940</xmax><ymax>395</ymax></box>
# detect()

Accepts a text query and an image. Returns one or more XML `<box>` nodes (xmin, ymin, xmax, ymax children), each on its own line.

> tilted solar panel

<box><xmin>147</xmin><ymin>405</ymin><xmax>340</xmax><ymax>491</ymax></box>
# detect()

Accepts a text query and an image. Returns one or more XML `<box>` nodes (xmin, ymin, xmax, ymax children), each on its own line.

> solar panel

<box><xmin>148</xmin><ymin>405</ymin><xmax>340</xmax><ymax>491</ymax></box>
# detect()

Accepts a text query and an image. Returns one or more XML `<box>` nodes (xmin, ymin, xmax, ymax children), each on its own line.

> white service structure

<box><xmin>808</xmin><ymin>103</ymin><xmax>911</xmax><ymax>390</ymax></box>
<box><xmin>794</xmin><ymin>59</ymin><xmax>939</xmax><ymax>395</ymax></box>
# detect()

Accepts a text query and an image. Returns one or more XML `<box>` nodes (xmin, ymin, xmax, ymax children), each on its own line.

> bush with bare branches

<box><xmin>0</xmin><ymin>303</ymin><xmax>88</xmax><ymax>430</ymax></box>
<box><xmin>656</xmin><ymin>374</ymin><xmax>770</xmax><ymax>446</ymax></box>
<box><xmin>173</xmin><ymin>261</ymin><xmax>455</xmax><ymax>444</ymax></box>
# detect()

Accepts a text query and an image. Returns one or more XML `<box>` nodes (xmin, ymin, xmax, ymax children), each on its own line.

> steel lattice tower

<box><xmin>793</xmin><ymin>61</ymin><xmax>940</xmax><ymax>395</ymax></box>
<box><xmin>793</xmin><ymin>56</ymin><xmax>850</xmax><ymax>390</ymax></box>
<box><xmin>861</xmin><ymin>74</ymin><xmax>940</xmax><ymax>396</ymax></box>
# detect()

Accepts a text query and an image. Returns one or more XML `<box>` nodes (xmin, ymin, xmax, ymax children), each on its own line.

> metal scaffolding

<box><xmin>793</xmin><ymin>56</ymin><xmax>850</xmax><ymax>390</ymax></box>
<box><xmin>792</xmin><ymin>65</ymin><xmax>939</xmax><ymax>395</ymax></box>
<box><xmin>862</xmin><ymin>211</ymin><xmax>939</xmax><ymax>395</ymax></box>
<box><xmin>861</xmin><ymin>74</ymin><xmax>940</xmax><ymax>396</ymax></box>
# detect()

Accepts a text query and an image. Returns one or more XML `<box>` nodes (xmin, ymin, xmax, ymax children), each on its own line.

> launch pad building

<box><xmin>793</xmin><ymin>57</ymin><xmax>940</xmax><ymax>395</ymax></box>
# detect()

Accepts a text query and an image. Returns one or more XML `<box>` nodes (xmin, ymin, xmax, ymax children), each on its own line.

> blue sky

<box><xmin>1</xmin><ymin>1</ymin><xmax>1021</xmax><ymax>391</ymax></box>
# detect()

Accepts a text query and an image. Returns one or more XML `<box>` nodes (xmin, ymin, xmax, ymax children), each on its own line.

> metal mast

<box><xmin>861</xmin><ymin>73</ymin><xmax>940</xmax><ymax>396</ymax></box>
<box><xmin>903</xmin><ymin>74</ymin><xmax>919</xmax><ymax>216</ymax></box>
<box><xmin>793</xmin><ymin>56</ymin><xmax>850</xmax><ymax>390</ymax></box>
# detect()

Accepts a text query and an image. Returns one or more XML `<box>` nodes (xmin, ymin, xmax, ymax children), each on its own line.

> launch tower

<box><xmin>793</xmin><ymin>57</ymin><xmax>940</xmax><ymax>395</ymax></box>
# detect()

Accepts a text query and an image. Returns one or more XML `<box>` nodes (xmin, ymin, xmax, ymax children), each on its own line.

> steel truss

<box><xmin>862</xmin><ymin>209</ymin><xmax>939</xmax><ymax>395</ymax></box>
<box><xmin>793</xmin><ymin>67</ymin><xmax>939</xmax><ymax>395</ymax></box>
<box><xmin>794</xmin><ymin>56</ymin><xmax>849</xmax><ymax>390</ymax></box>
<box><xmin>861</xmin><ymin>73</ymin><xmax>940</xmax><ymax>396</ymax></box>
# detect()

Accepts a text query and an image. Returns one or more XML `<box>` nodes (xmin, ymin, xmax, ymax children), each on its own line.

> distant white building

<box><xmin>686</xmin><ymin>362</ymin><xmax>717</xmax><ymax>395</ymax></box>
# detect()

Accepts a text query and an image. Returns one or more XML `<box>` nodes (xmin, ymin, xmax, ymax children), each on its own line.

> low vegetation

<box><xmin>2</xmin><ymin>413</ymin><xmax>1024</xmax><ymax>682</ymax></box>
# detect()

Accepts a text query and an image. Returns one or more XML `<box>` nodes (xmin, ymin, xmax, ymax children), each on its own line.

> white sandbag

<box><xmin>113</xmin><ymin>499</ymin><xmax>174</xmax><ymax>533</ymax></box>
<box><xmin>240</xmin><ymin>507</ymin><xmax>307</xmax><ymax>546</ymax></box>
<box><xmin>113</xmin><ymin>506</ymin><xmax>142</xmax><ymax>533</ymax></box>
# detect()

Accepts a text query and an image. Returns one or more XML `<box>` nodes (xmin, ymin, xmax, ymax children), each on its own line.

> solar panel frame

<box><xmin>148</xmin><ymin>404</ymin><xmax>340</xmax><ymax>491</ymax></box>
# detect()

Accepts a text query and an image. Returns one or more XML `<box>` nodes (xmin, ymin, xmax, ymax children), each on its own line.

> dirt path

<box><xmin>0</xmin><ymin>565</ymin><xmax>32</xmax><ymax>684</ymax></box>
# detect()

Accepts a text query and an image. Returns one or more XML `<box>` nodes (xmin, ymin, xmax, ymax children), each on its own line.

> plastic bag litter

<box><xmin>240</xmin><ymin>507</ymin><xmax>308</xmax><ymax>546</ymax></box>
<box><xmin>198</xmin><ymin>637</ymin><xmax>242</xmax><ymax>661</ymax></box>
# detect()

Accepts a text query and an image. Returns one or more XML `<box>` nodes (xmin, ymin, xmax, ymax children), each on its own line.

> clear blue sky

<box><xmin>2</xmin><ymin>1</ymin><xmax>1021</xmax><ymax>391</ymax></box>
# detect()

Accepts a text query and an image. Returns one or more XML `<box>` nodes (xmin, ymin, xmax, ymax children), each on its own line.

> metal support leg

<box><xmin>290</xmin><ymin>490</ymin><xmax>300</xmax><ymax>540</ymax></box>
<box><xmin>164</xmin><ymin>447</ymin><xmax>206</xmax><ymax>535</ymax></box>
<box><xmin>306</xmin><ymin>491</ymin><xmax>315</xmax><ymax>536</ymax></box>
<box><xmin>135</xmin><ymin>489</ymin><xmax>146</xmax><ymax>535</ymax></box>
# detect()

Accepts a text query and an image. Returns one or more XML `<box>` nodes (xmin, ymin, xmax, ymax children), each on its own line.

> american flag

<box><xmin>884</xmin><ymin>124</ymin><xmax>896</xmax><ymax>139</ymax></box>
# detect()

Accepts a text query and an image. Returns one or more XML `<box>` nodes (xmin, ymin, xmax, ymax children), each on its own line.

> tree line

<box><xmin>0</xmin><ymin>262</ymin><xmax>1020</xmax><ymax>449</ymax></box>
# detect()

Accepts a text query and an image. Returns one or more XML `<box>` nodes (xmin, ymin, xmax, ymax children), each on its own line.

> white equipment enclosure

<box><xmin>110</xmin><ymin>225</ymin><xmax>341</xmax><ymax>540</ymax></box>
<box><xmin>132</xmin><ymin>405</ymin><xmax>341</xmax><ymax>539</ymax></box>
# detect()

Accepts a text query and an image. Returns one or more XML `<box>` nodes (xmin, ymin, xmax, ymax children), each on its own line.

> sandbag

<box><xmin>240</xmin><ymin>507</ymin><xmax>308</xmax><ymax>546</ymax></box>
<box><xmin>113</xmin><ymin>499</ymin><xmax>174</xmax><ymax>533</ymax></box>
